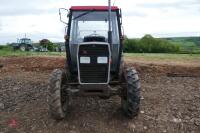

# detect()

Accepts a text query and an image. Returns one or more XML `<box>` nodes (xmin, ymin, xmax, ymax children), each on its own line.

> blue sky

<box><xmin>0</xmin><ymin>0</ymin><xmax>200</xmax><ymax>44</ymax></box>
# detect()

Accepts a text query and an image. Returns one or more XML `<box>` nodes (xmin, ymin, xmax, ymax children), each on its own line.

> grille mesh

<box><xmin>78</xmin><ymin>44</ymin><xmax>109</xmax><ymax>83</ymax></box>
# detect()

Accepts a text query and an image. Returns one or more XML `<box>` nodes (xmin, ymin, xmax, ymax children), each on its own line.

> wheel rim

<box><xmin>20</xmin><ymin>46</ymin><xmax>26</xmax><ymax>51</ymax></box>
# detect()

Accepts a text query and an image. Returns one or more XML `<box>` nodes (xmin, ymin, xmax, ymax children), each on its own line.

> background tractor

<box><xmin>48</xmin><ymin>4</ymin><xmax>141</xmax><ymax>119</ymax></box>
<box><xmin>11</xmin><ymin>38</ymin><xmax>33</xmax><ymax>51</ymax></box>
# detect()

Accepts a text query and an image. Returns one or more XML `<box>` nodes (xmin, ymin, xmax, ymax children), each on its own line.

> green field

<box><xmin>164</xmin><ymin>36</ymin><xmax>200</xmax><ymax>54</ymax></box>
<box><xmin>0</xmin><ymin>50</ymin><xmax>66</xmax><ymax>57</ymax></box>
<box><xmin>1</xmin><ymin>49</ymin><xmax>200</xmax><ymax>62</ymax></box>
<box><xmin>125</xmin><ymin>53</ymin><xmax>200</xmax><ymax>61</ymax></box>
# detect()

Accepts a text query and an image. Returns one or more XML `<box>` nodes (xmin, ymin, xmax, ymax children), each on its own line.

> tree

<box><xmin>39</xmin><ymin>39</ymin><xmax>56</xmax><ymax>51</ymax></box>
<box><xmin>123</xmin><ymin>34</ymin><xmax>180</xmax><ymax>53</ymax></box>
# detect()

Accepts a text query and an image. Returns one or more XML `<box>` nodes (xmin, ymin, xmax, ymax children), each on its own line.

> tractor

<box><xmin>11</xmin><ymin>38</ymin><xmax>33</xmax><ymax>51</ymax></box>
<box><xmin>48</xmin><ymin>5</ymin><xmax>141</xmax><ymax>119</ymax></box>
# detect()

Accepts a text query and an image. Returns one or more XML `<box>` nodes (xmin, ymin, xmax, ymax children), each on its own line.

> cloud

<box><xmin>0</xmin><ymin>0</ymin><xmax>52</xmax><ymax>8</ymax></box>
<box><xmin>0</xmin><ymin>0</ymin><xmax>200</xmax><ymax>44</ymax></box>
<box><xmin>137</xmin><ymin>0</ymin><xmax>200</xmax><ymax>9</ymax></box>
<box><xmin>0</xmin><ymin>21</ymin><xmax>2</xmax><ymax>31</ymax></box>
<box><xmin>0</xmin><ymin>8</ymin><xmax>57</xmax><ymax>16</ymax></box>
<box><xmin>0</xmin><ymin>0</ymin><xmax>59</xmax><ymax>16</ymax></box>
<box><xmin>123</xmin><ymin>11</ymin><xmax>147</xmax><ymax>17</ymax></box>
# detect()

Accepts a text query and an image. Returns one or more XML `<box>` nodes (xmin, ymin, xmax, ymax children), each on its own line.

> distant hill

<box><xmin>162</xmin><ymin>36</ymin><xmax>200</xmax><ymax>47</ymax></box>
<box><xmin>161</xmin><ymin>36</ymin><xmax>200</xmax><ymax>54</ymax></box>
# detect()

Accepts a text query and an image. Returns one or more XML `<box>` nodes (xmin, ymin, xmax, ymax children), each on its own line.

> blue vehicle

<box><xmin>11</xmin><ymin>38</ymin><xmax>33</xmax><ymax>51</ymax></box>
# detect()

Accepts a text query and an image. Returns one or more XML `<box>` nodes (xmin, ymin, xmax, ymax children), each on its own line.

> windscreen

<box><xmin>69</xmin><ymin>11</ymin><xmax>120</xmax><ymax>44</ymax></box>
<box><xmin>20</xmin><ymin>39</ymin><xmax>31</xmax><ymax>44</ymax></box>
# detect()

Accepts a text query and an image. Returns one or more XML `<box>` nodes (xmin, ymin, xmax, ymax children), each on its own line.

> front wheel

<box><xmin>19</xmin><ymin>45</ymin><xmax>26</xmax><ymax>51</ymax></box>
<box><xmin>47</xmin><ymin>69</ymin><xmax>69</xmax><ymax>120</ymax></box>
<box><xmin>121</xmin><ymin>67</ymin><xmax>141</xmax><ymax>118</ymax></box>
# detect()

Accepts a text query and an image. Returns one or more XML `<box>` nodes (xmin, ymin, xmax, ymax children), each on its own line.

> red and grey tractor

<box><xmin>48</xmin><ymin>5</ymin><xmax>141</xmax><ymax>119</ymax></box>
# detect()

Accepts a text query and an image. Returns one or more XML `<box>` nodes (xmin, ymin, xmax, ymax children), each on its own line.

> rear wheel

<box><xmin>121</xmin><ymin>67</ymin><xmax>141</xmax><ymax>118</ymax></box>
<box><xmin>48</xmin><ymin>69</ymin><xmax>69</xmax><ymax>120</ymax></box>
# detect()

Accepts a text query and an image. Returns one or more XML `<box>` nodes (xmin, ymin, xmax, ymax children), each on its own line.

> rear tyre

<box><xmin>121</xmin><ymin>67</ymin><xmax>141</xmax><ymax>118</ymax></box>
<box><xmin>48</xmin><ymin>69</ymin><xmax>69</xmax><ymax>120</ymax></box>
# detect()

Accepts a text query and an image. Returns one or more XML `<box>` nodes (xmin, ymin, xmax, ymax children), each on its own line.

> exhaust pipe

<box><xmin>108</xmin><ymin>0</ymin><xmax>112</xmax><ymax>45</ymax></box>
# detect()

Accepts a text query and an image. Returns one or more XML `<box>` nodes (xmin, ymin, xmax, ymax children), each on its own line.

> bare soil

<box><xmin>0</xmin><ymin>57</ymin><xmax>200</xmax><ymax>133</ymax></box>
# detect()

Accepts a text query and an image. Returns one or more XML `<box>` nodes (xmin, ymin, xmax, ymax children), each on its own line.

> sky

<box><xmin>0</xmin><ymin>0</ymin><xmax>200</xmax><ymax>44</ymax></box>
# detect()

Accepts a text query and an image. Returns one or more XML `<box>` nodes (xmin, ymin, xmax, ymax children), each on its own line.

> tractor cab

<box><xmin>66</xmin><ymin>6</ymin><xmax>123</xmax><ymax>83</ymax></box>
<box><xmin>18</xmin><ymin>38</ymin><xmax>32</xmax><ymax>44</ymax></box>
<box><xmin>69</xmin><ymin>6</ymin><xmax>121</xmax><ymax>44</ymax></box>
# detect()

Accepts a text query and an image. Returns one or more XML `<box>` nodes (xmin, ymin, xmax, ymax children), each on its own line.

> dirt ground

<box><xmin>0</xmin><ymin>56</ymin><xmax>200</xmax><ymax>133</ymax></box>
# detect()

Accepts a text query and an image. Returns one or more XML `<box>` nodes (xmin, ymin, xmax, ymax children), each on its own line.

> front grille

<box><xmin>78</xmin><ymin>44</ymin><xmax>109</xmax><ymax>83</ymax></box>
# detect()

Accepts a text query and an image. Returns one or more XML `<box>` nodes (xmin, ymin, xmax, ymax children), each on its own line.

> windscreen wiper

<box><xmin>73</xmin><ymin>10</ymin><xmax>95</xmax><ymax>20</ymax></box>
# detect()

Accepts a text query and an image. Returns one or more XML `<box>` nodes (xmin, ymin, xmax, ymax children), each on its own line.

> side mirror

<box><xmin>59</xmin><ymin>8</ymin><xmax>69</xmax><ymax>25</ymax></box>
<box><xmin>59</xmin><ymin>8</ymin><xmax>69</xmax><ymax>39</ymax></box>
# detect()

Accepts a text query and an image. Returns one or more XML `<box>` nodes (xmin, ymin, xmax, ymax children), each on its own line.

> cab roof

<box><xmin>70</xmin><ymin>6</ymin><xmax>119</xmax><ymax>11</ymax></box>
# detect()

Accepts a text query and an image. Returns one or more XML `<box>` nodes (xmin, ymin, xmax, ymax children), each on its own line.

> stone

<box><xmin>140</xmin><ymin>96</ymin><xmax>144</xmax><ymax>100</ymax></box>
<box><xmin>173</xmin><ymin>118</ymin><xmax>182</xmax><ymax>123</ymax></box>
<box><xmin>140</xmin><ymin>111</ymin><xmax>145</xmax><ymax>114</ymax></box>
<box><xmin>128</xmin><ymin>123</ymin><xmax>136</xmax><ymax>132</ymax></box>
<box><xmin>194</xmin><ymin>119</ymin><xmax>200</xmax><ymax>126</ymax></box>
<box><xmin>185</xmin><ymin>116</ymin><xmax>190</xmax><ymax>120</ymax></box>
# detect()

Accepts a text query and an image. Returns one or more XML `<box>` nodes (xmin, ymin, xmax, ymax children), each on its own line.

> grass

<box><xmin>0</xmin><ymin>50</ymin><xmax>66</xmax><ymax>57</ymax></box>
<box><xmin>125</xmin><ymin>53</ymin><xmax>200</xmax><ymax>61</ymax></box>
<box><xmin>1</xmin><ymin>49</ymin><xmax>200</xmax><ymax>62</ymax></box>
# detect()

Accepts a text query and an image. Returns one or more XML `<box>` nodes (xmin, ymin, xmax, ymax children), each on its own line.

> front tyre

<box><xmin>19</xmin><ymin>45</ymin><xmax>26</xmax><ymax>51</ymax></box>
<box><xmin>48</xmin><ymin>69</ymin><xmax>69</xmax><ymax>120</ymax></box>
<box><xmin>121</xmin><ymin>68</ymin><xmax>141</xmax><ymax>118</ymax></box>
